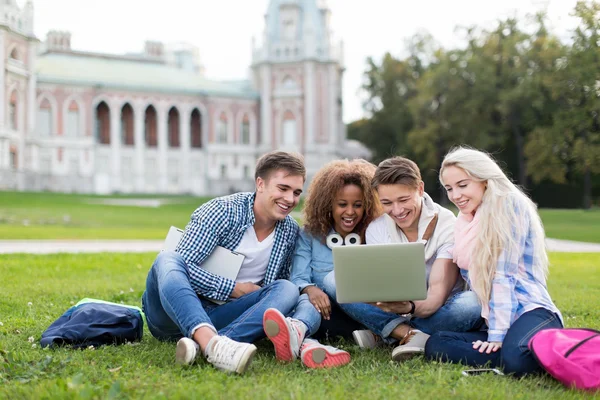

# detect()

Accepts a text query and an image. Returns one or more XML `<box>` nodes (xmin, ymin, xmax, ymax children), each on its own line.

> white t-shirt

<box><xmin>234</xmin><ymin>226</ymin><xmax>275</xmax><ymax>284</ymax></box>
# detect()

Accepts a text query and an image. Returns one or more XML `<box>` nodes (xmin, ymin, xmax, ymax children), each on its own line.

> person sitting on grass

<box><xmin>323</xmin><ymin>156</ymin><xmax>483</xmax><ymax>361</ymax></box>
<box><xmin>262</xmin><ymin>159</ymin><xmax>382</xmax><ymax>368</ymax></box>
<box><xmin>142</xmin><ymin>151</ymin><xmax>305</xmax><ymax>375</ymax></box>
<box><xmin>425</xmin><ymin>147</ymin><xmax>563</xmax><ymax>376</ymax></box>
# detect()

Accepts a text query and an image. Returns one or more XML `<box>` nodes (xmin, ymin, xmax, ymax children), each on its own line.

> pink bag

<box><xmin>529</xmin><ymin>328</ymin><xmax>600</xmax><ymax>391</ymax></box>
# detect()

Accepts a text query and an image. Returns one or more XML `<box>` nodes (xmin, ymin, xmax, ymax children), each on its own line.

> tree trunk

<box><xmin>583</xmin><ymin>166</ymin><xmax>592</xmax><ymax>209</ymax></box>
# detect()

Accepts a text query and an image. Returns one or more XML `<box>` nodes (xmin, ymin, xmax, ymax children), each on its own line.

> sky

<box><xmin>30</xmin><ymin>0</ymin><xmax>580</xmax><ymax>123</ymax></box>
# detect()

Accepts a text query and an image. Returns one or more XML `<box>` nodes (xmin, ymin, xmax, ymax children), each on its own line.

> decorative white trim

<box><xmin>235</xmin><ymin>109</ymin><xmax>258</xmax><ymax>146</ymax></box>
<box><xmin>91</xmin><ymin>95</ymin><xmax>114</xmax><ymax>111</ymax></box>
<box><xmin>62</xmin><ymin>93</ymin><xmax>86</xmax><ymax>138</ymax></box>
<box><xmin>36</xmin><ymin>92</ymin><xmax>59</xmax><ymax>136</ymax></box>
<box><xmin>278</xmin><ymin>108</ymin><xmax>300</xmax><ymax>147</ymax></box>
<box><xmin>212</xmin><ymin>107</ymin><xmax>235</xmax><ymax>145</ymax></box>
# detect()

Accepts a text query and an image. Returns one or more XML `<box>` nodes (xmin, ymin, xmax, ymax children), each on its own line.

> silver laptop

<box><xmin>333</xmin><ymin>242</ymin><xmax>427</xmax><ymax>303</ymax></box>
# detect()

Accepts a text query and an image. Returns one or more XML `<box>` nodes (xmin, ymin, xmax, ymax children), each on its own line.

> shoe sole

<box><xmin>352</xmin><ymin>331</ymin><xmax>372</xmax><ymax>349</ymax></box>
<box><xmin>301</xmin><ymin>347</ymin><xmax>351</xmax><ymax>369</ymax></box>
<box><xmin>234</xmin><ymin>344</ymin><xmax>258</xmax><ymax>375</ymax></box>
<box><xmin>175</xmin><ymin>339</ymin><xmax>196</xmax><ymax>365</ymax></box>
<box><xmin>263</xmin><ymin>309</ymin><xmax>294</xmax><ymax>362</ymax></box>
<box><xmin>391</xmin><ymin>347</ymin><xmax>424</xmax><ymax>362</ymax></box>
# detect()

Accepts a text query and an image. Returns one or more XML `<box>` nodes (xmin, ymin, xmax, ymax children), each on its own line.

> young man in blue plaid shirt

<box><xmin>142</xmin><ymin>151</ymin><xmax>305</xmax><ymax>374</ymax></box>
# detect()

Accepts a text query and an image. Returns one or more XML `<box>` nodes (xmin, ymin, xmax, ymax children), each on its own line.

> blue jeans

<box><xmin>322</xmin><ymin>272</ymin><xmax>483</xmax><ymax>342</ymax></box>
<box><xmin>291</xmin><ymin>293</ymin><xmax>322</xmax><ymax>336</ymax></box>
<box><xmin>424</xmin><ymin>307</ymin><xmax>563</xmax><ymax>376</ymax></box>
<box><xmin>142</xmin><ymin>251</ymin><xmax>299</xmax><ymax>343</ymax></box>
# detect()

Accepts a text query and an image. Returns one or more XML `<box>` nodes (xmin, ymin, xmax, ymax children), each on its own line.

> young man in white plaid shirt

<box><xmin>142</xmin><ymin>151</ymin><xmax>305</xmax><ymax>374</ymax></box>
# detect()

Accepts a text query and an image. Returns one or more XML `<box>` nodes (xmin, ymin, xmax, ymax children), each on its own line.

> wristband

<box><xmin>408</xmin><ymin>301</ymin><xmax>416</xmax><ymax>315</ymax></box>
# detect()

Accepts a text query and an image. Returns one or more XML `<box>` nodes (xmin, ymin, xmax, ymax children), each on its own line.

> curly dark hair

<box><xmin>303</xmin><ymin>159</ymin><xmax>382</xmax><ymax>243</ymax></box>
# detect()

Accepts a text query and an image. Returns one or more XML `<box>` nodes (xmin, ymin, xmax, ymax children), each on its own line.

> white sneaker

<box><xmin>391</xmin><ymin>329</ymin><xmax>430</xmax><ymax>362</ymax></box>
<box><xmin>175</xmin><ymin>337</ymin><xmax>200</xmax><ymax>366</ymax></box>
<box><xmin>300</xmin><ymin>338</ymin><xmax>351</xmax><ymax>369</ymax></box>
<box><xmin>263</xmin><ymin>308</ymin><xmax>305</xmax><ymax>362</ymax></box>
<box><xmin>352</xmin><ymin>330</ymin><xmax>383</xmax><ymax>349</ymax></box>
<box><xmin>205</xmin><ymin>336</ymin><xmax>257</xmax><ymax>374</ymax></box>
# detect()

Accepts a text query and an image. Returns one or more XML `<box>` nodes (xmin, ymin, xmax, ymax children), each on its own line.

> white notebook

<box><xmin>163</xmin><ymin>226</ymin><xmax>245</xmax><ymax>301</ymax></box>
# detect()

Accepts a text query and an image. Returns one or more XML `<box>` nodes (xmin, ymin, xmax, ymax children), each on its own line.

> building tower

<box><xmin>251</xmin><ymin>0</ymin><xmax>346</xmax><ymax>179</ymax></box>
<box><xmin>0</xmin><ymin>0</ymin><xmax>37</xmax><ymax>189</ymax></box>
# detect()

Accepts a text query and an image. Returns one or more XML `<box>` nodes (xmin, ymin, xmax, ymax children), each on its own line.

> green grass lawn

<box><xmin>1</xmin><ymin>252</ymin><xmax>598</xmax><ymax>399</ymax></box>
<box><xmin>0</xmin><ymin>191</ymin><xmax>209</xmax><ymax>240</ymax></box>
<box><xmin>1</xmin><ymin>191</ymin><xmax>599</xmax><ymax>243</ymax></box>
<box><xmin>539</xmin><ymin>209</ymin><xmax>600</xmax><ymax>243</ymax></box>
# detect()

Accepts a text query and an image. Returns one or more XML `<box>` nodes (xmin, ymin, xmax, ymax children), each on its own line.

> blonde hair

<box><xmin>439</xmin><ymin>147</ymin><xmax>548</xmax><ymax>307</ymax></box>
<box><xmin>303</xmin><ymin>159</ymin><xmax>382</xmax><ymax>242</ymax></box>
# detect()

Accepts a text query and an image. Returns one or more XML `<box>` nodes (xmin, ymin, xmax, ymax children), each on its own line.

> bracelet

<box><xmin>408</xmin><ymin>301</ymin><xmax>416</xmax><ymax>315</ymax></box>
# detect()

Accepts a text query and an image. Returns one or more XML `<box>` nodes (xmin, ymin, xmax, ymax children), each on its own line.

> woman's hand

<box><xmin>472</xmin><ymin>340</ymin><xmax>502</xmax><ymax>354</ymax></box>
<box><xmin>303</xmin><ymin>286</ymin><xmax>332</xmax><ymax>320</ymax></box>
<box><xmin>371</xmin><ymin>301</ymin><xmax>412</xmax><ymax>315</ymax></box>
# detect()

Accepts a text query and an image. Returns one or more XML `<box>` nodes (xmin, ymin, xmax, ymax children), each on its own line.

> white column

<box><xmin>328</xmin><ymin>63</ymin><xmax>338</xmax><ymax>147</ymax></box>
<box><xmin>157</xmin><ymin>105</ymin><xmax>168</xmax><ymax>192</ymax></box>
<box><xmin>259</xmin><ymin>64</ymin><xmax>272</xmax><ymax>150</ymax></box>
<box><xmin>27</xmin><ymin>40</ymin><xmax>37</xmax><ymax>135</ymax></box>
<box><xmin>109</xmin><ymin>102</ymin><xmax>121</xmax><ymax>192</ymax></box>
<box><xmin>304</xmin><ymin>61</ymin><xmax>316</xmax><ymax>152</ymax></box>
<box><xmin>0</xmin><ymin>31</ymin><xmax>6</xmax><ymax>128</ymax></box>
<box><xmin>0</xmin><ymin>140</ymin><xmax>8</xmax><ymax>168</ymax></box>
<box><xmin>180</xmin><ymin>107</ymin><xmax>191</xmax><ymax>192</ymax></box>
<box><xmin>134</xmin><ymin>104</ymin><xmax>145</xmax><ymax>192</ymax></box>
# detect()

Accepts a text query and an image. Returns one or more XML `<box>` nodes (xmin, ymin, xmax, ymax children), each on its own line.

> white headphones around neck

<box><xmin>326</xmin><ymin>233</ymin><xmax>361</xmax><ymax>249</ymax></box>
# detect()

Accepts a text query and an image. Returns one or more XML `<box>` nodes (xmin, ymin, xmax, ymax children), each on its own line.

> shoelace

<box><xmin>207</xmin><ymin>338</ymin><xmax>240</xmax><ymax>367</ymax></box>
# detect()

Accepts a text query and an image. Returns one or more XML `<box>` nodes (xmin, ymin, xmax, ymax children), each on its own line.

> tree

<box><xmin>525</xmin><ymin>1</ymin><xmax>600</xmax><ymax>208</ymax></box>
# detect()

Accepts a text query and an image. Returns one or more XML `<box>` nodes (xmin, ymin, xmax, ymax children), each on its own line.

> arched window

<box><xmin>282</xmin><ymin>110</ymin><xmax>297</xmax><ymax>145</ymax></box>
<box><xmin>190</xmin><ymin>108</ymin><xmax>202</xmax><ymax>148</ymax></box>
<box><xmin>66</xmin><ymin>101</ymin><xmax>80</xmax><ymax>137</ymax></box>
<box><xmin>240</xmin><ymin>114</ymin><xmax>250</xmax><ymax>145</ymax></box>
<box><xmin>121</xmin><ymin>103</ymin><xmax>134</xmax><ymax>145</ymax></box>
<box><xmin>9</xmin><ymin>91</ymin><xmax>18</xmax><ymax>130</ymax></box>
<box><xmin>217</xmin><ymin>112</ymin><xmax>228</xmax><ymax>144</ymax></box>
<box><xmin>94</xmin><ymin>101</ymin><xmax>110</xmax><ymax>144</ymax></box>
<box><xmin>9</xmin><ymin>47</ymin><xmax>19</xmax><ymax>61</ymax></box>
<box><xmin>282</xmin><ymin>76</ymin><xmax>297</xmax><ymax>90</ymax></box>
<box><xmin>144</xmin><ymin>105</ymin><xmax>158</xmax><ymax>147</ymax></box>
<box><xmin>168</xmin><ymin>107</ymin><xmax>180</xmax><ymax>148</ymax></box>
<box><xmin>38</xmin><ymin>98</ymin><xmax>53</xmax><ymax>137</ymax></box>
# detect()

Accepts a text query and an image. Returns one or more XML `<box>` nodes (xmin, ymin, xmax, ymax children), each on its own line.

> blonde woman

<box><xmin>426</xmin><ymin>147</ymin><xmax>563</xmax><ymax>376</ymax></box>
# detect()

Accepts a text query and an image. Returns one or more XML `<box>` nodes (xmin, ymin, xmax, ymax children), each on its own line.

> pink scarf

<box><xmin>453</xmin><ymin>211</ymin><xmax>490</xmax><ymax>321</ymax></box>
<box><xmin>452</xmin><ymin>211</ymin><xmax>479</xmax><ymax>271</ymax></box>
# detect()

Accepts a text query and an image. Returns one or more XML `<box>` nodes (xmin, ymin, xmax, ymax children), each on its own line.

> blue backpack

<box><xmin>41</xmin><ymin>299</ymin><xmax>144</xmax><ymax>348</ymax></box>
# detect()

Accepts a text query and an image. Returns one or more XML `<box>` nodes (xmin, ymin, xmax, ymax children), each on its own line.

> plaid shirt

<box><xmin>460</xmin><ymin>198</ymin><xmax>563</xmax><ymax>343</ymax></box>
<box><xmin>175</xmin><ymin>192</ymin><xmax>299</xmax><ymax>302</ymax></box>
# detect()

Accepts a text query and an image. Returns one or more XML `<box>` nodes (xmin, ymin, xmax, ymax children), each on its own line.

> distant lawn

<box><xmin>539</xmin><ymin>209</ymin><xmax>600</xmax><ymax>243</ymax></box>
<box><xmin>0</xmin><ymin>191</ymin><xmax>210</xmax><ymax>240</ymax></box>
<box><xmin>0</xmin><ymin>252</ymin><xmax>598</xmax><ymax>399</ymax></box>
<box><xmin>0</xmin><ymin>191</ymin><xmax>598</xmax><ymax>243</ymax></box>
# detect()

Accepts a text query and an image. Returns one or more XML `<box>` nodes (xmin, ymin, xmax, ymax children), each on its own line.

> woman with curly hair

<box><xmin>261</xmin><ymin>159</ymin><xmax>381</xmax><ymax>369</ymax></box>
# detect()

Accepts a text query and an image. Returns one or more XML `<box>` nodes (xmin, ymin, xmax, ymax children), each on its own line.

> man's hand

<box><xmin>371</xmin><ymin>301</ymin><xmax>412</xmax><ymax>314</ymax></box>
<box><xmin>472</xmin><ymin>340</ymin><xmax>502</xmax><ymax>354</ymax></box>
<box><xmin>303</xmin><ymin>286</ymin><xmax>332</xmax><ymax>320</ymax></box>
<box><xmin>231</xmin><ymin>282</ymin><xmax>261</xmax><ymax>298</ymax></box>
